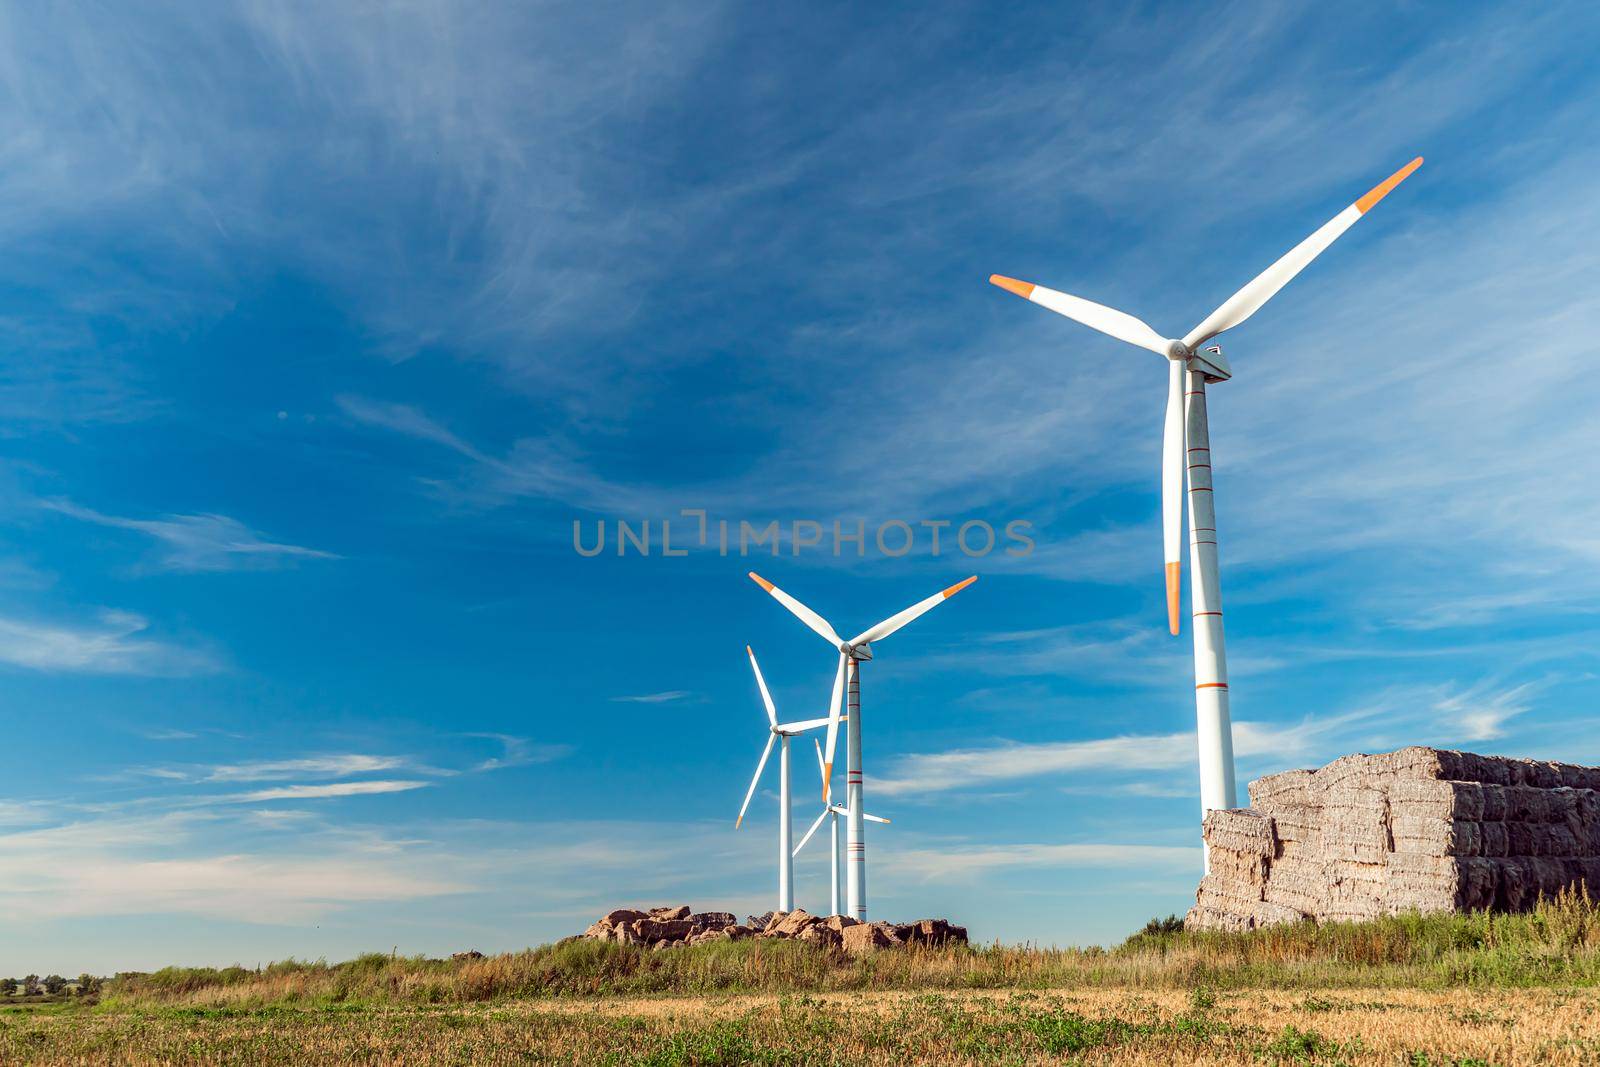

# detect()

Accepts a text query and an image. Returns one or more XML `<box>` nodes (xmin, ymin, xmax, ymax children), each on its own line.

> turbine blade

<box><xmin>1181</xmin><ymin>157</ymin><xmax>1423</xmax><ymax>350</ymax></box>
<box><xmin>776</xmin><ymin>715</ymin><xmax>835</xmax><ymax>733</ymax></box>
<box><xmin>1163</xmin><ymin>361</ymin><xmax>1185</xmax><ymax>636</ymax></box>
<box><xmin>735</xmin><ymin>734</ymin><xmax>776</xmax><ymax>829</ymax></box>
<box><xmin>848</xmin><ymin>576</ymin><xmax>977</xmax><ymax>646</ymax></box>
<box><xmin>794</xmin><ymin>807</ymin><xmax>829</xmax><ymax>856</ymax></box>
<box><xmin>989</xmin><ymin>275</ymin><xmax>1172</xmax><ymax>357</ymax></box>
<box><xmin>746</xmin><ymin>645</ymin><xmax>778</xmax><ymax>728</ymax></box>
<box><xmin>862</xmin><ymin>812</ymin><xmax>891</xmax><ymax>825</ymax></box>
<box><xmin>822</xmin><ymin>651</ymin><xmax>846</xmax><ymax>802</ymax></box>
<box><xmin>813</xmin><ymin>738</ymin><xmax>826</xmax><ymax>781</ymax></box>
<box><xmin>748</xmin><ymin>572</ymin><xmax>843</xmax><ymax>647</ymax></box>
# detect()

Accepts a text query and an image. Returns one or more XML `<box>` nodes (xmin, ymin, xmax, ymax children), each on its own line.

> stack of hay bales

<box><xmin>1187</xmin><ymin>747</ymin><xmax>1600</xmax><ymax>931</ymax></box>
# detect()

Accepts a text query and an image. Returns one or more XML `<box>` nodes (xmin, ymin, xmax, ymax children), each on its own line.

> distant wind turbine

<box><xmin>749</xmin><ymin>572</ymin><xmax>976</xmax><ymax>919</ymax></box>
<box><xmin>734</xmin><ymin>645</ymin><xmax>838</xmax><ymax>912</ymax></box>
<box><xmin>988</xmin><ymin>157</ymin><xmax>1423</xmax><ymax>862</ymax></box>
<box><xmin>794</xmin><ymin>738</ymin><xmax>889</xmax><ymax>917</ymax></box>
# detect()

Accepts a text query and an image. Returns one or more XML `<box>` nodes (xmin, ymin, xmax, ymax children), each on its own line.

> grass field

<box><xmin>9</xmin><ymin>893</ymin><xmax>1600</xmax><ymax>1064</ymax></box>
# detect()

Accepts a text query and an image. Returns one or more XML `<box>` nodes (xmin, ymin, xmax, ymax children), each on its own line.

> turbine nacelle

<box><xmin>846</xmin><ymin>642</ymin><xmax>873</xmax><ymax>661</ymax></box>
<box><xmin>1161</xmin><ymin>339</ymin><xmax>1231</xmax><ymax>381</ymax></box>
<box><xmin>1185</xmin><ymin>344</ymin><xmax>1232</xmax><ymax>382</ymax></box>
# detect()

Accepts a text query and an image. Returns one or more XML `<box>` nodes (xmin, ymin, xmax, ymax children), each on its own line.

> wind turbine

<box><xmin>748</xmin><ymin>571</ymin><xmax>976</xmax><ymax>919</ymax></box>
<box><xmin>735</xmin><ymin>645</ymin><xmax>838</xmax><ymax>912</ymax></box>
<box><xmin>794</xmin><ymin>738</ymin><xmax>890</xmax><ymax>917</ymax></box>
<box><xmin>988</xmin><ymin>157</ymin><xmax>1423</xmax><ymax>859</ymax></box>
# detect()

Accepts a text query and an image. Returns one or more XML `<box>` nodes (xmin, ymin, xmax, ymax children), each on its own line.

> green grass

<box><xmin>81</xmin><ymin>888</ymin><xmax>1600</xmax><ymax>1010</ymax></box>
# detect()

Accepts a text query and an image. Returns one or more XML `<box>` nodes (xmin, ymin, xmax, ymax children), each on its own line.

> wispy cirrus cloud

<box><xmin>0</xmin><ymin>609</ymin><xmax>216</xmax><ymax>676</ymax></box>
<box><xmin>115</xmin><ymin>738</ymin><xmax>569</xmax><ymax>792</ymax></box>
<box><xmin>609</xmin><ymin>691</ymin><xmax>691</xmax><ymax>704</ymax></box>
<box><xmin>889</xmin><ymin>842</ymin><xmax>1200</xmax><ymax>884</ymax></box>
<box><xmin>42</xmin><ymin>499</ymin><xmax>336</xmax><ymax>573</ymax></box>
<box><xmin>204</xmin><ymin>755</ymin><xmax>415</xmax><ymax>783</ymax></box>
<box><xmin>874</xmin><ymin>680</ymin><xmax>1562</xmax><ymax>799</ymax></box>
<box><xmin>1436</xmin><ymin>680</ymin><xmax>1540</xmax><ymax>742</ymax></box>
<box><xmin>467</xmin><ymin>735</ymin><xmax>572</xmax><ymax>773</ymax></box>
<box><xmin>0</xmin><ymin>811</ymin><xmax>462</xmax><ymax>925</ymax></box>
<box><xmin>225</xmin><ymin>780</ymin><xmax>431</xmax><ymax>803</ymax></box>
<box><xmin>140</xmin><ymin>728</ymin><xmax>197</xmax><ymax>742</ymax></box>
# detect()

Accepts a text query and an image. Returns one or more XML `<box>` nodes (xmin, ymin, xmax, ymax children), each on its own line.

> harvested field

<box><xmin>4</xmin><ymin>986</ymin><xmax>1598</xmax><ymax>1064</ymax></box>
<box><xmin>9</xmin><ymin>892</ymin><xmax>1600</xmax><ymax>1064</ymax></box>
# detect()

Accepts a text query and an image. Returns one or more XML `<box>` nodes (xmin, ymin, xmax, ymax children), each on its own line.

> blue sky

<box><xmin>3</xmin><ymin>1</ymin><xmax>1600</xmax><ymax>974</ymax></box>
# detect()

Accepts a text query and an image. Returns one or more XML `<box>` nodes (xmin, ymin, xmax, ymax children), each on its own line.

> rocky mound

<box><xmin>579</xmin><ymin>905</ymin><xmax>967</xmax><ymax>953</ymax></box>
<box><xmin>1189</xmin><ymin>746</ymin><xmax>1600</xmax><ymax>932</ymax></box>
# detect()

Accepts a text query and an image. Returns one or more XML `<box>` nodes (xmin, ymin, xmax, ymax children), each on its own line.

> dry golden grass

<box><xmin>11</xmin><ymin>895</ymin><xmax>1600</xmax><ymax>1064</ymax></box>
<box><xmin>5</xmin><ymin>985</ymin><xmax>1599</xmax><ymax>1064</ymax></box>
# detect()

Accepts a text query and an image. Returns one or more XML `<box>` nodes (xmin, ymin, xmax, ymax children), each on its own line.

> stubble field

<box><xmin>9</xmin><ymin>894</ymin><xmax>1600</xmax><ymax>1065</ymax></box>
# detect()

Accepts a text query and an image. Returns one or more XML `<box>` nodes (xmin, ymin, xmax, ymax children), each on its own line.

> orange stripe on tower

<box><xmin>988</xmin><ymin>275</ymin><xmax>1035</xmax><ymax>299</ymax></box>
<box><xmin>1355</xmin><ymin>156</ymin><xmax>1423</xmax><ymax>214</ymax></box>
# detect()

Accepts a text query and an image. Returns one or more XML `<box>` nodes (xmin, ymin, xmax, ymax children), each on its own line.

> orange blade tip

<box><xmin>1165</xmin><ymin>561</ymin><xmax>1181</xmax><ymax>636</ymax></box>
<box><xmin>989</xmin><ymin>274</ymin><xmax>1035</xmax><ymax>300</ymax></box>
<box><xmin>942</xmin><ymin>575</ymin><xmax>978</xmax><ymax>598</ymax></box>
<box><xmin>1355</xmin><ymin>156</ymin><xmax>1423</xmax><ymax>214</ymax></box>
<box><xmin>748</xmin><ymin>571</ymin><xmax>773</xmax><ymax>591</ymax></box>
<box><xmin>735</xmin><ymin>815</ymin><xmax>743</xmax><ymax>829</ymax></box>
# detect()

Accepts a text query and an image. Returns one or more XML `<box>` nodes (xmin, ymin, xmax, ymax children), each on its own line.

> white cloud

<box><xmin>43</xmin><ymin>499</ymin><xmax>336</xmax><ymax>572</ymax></box>
<box><xmin>0</xmin><ymin>608</ymin><xmax>215</xmax><ymax>675</ymax></box>
<box><xmin>140</xmin><ymin>728</ymin><xmax>197</xmax><ymax>741</ymax></box>
<box><xmin>225</xmin><ymin>781</ymin><xmax>432</xmax><ymax>803</ymax></box>
<box><xmin>1435</xmin><ymin>680</ymin><xmax>1539</xmax><ymax>742</ymax></box>
<box><xmin>889</xmin><ymin>843</ymin><xmax>1200</xmax><ymax>883</ymax></box>
<box><xmin>205</xmin><ymin>755</ymin><xmax>413</xmax><ymax>783</ymax></box>
<box><xmin>467</xmin><ymin>735</ymin><xmax>571</xmax><ymax>773</ymax></box>
<box><xmin>871</xmin><ymin>685</ymin><xmax>1543</xmax><ymax>799</ymax></box>
<box><xmin>610</xmin><ymin>690</ymin><xmax>691</xmax><ymax>704</ymax></box>
<box><xmin>0</xmin><ymin>812</ymin><xmax>462</xmax><ymax>924</ymax></box>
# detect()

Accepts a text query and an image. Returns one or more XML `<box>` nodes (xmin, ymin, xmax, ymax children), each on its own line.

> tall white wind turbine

<box><xmin>749</xmin><ymin>571</ymin><xmax>976</xmax><ymax>919</ymax></box>
<box><xmin>794</xmin><ymin>738</ymin><xmax>890</xmax><ymax>917</ymax></box>
<box><xmin>988</xmin><ymin>157</ymin><xmax>1423</xmax><ymax>861</ymax></box>
<box><xmin>735</xmin><ymin>645</ymin><xmax>839</xmax><ymax>912</ymax></box>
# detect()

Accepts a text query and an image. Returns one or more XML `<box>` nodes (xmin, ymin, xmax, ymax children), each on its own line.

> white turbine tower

<box><xmin>794</xmin><ymin>738</ymin><xmax>890</xmax><ymax>917</ymax></box>
<box><xmin>735</xmin><ymin>645</ymin><xmax>838</xmax><ymax>912</ymax></box>
<box><xmin>748</xmin><ymin>571</ymin><xmax>976</xmax><ymax>919</ymax></box>
<box><xmin>988</xmin><ymin>157</ymin><xmax>1423</xmax><ymax>860</ymax></box>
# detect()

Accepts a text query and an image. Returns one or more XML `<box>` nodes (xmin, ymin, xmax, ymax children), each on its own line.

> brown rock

<box><xmin>796</xmin><ymin>923</ymin><xmax>842</xmax><ymax>948</ymax></box>
<box><xmin>603</xmin><ymin>909</ymin><xmax>647</xmax><ymax>925</ymax></box>
<box><xmin>649</xmin><ymin>905</ymin><xmax>692</xmax><ymax>921</ymax></box>
<box><xmin>450</xmin><ymin>950</ymin><xmax>485</xmax><ymax>961</ymax></box>
<box><xmin>633</xmin><ymin>918</ymin><xmax>694</xmax><ymax>942</ymax></box>
<box><xmin>841</xmin><ymin>922</ymin><xmax>896</xmax><ymax>954</ymax></box>
<box><xmin>694</xmin><ymin>912</ymin><xmax>737</xmax><ymax>929</ymax></box>
<box><xmin>900</xmin><ymin>918</ymin><xmax>968</xmax><ymax>947</ymax></box>
<box><xmin>765</xmin><ymin>909</ymin><xmax>821</xmax><ymax>938</ymax></box>
<box><xmin>823</xmin><ymin>915</ymin><xmax>860</xmax><ymax>932</ymax></box>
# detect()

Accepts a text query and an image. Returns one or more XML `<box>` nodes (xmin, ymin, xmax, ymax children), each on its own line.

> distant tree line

<box><xmin>0</xmin><ymin>974</ymin><xmax>100</xmax><ymax>997</ymax></box>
